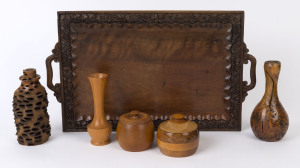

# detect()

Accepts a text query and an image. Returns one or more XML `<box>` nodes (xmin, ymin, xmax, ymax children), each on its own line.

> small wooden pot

<box><xmin>157</xmin><ymin>114</ymin><xmax>199</xmax><ymax>157</ymax></box>
<box><xmin>117</xmin><ymin>111</ymin><xmax>154</xmax><ymax>152</ymax></box>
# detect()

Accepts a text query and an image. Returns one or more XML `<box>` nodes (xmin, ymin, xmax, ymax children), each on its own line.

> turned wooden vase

<box><xmin>251</xmin><ymin>61</ymin><xmax>289</xmax><ymax>142</ymax></box>
<box><xmin>12</xmin><ymin>68</ymin><xmax>51</xmax><ymax>145</ymax></box>
<box><xmin>87</xmin><ymin>73</ymin><xmax>112</xmax><ymax>146</ymax></box>
<box><xmin>157</xmin><ymin>114</ymin><xmax>199</xmax><ymax>157</ymax></box>
<box><xmin>117</xmin><ymin>110</ymin><xmax>154</xmax><ymax>152</ymax></box>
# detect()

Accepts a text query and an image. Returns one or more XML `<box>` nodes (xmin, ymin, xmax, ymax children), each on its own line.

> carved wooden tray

<box><xmin>46</xmin><ymin>11</ymin><xmax>256</xmax><ymax>132</ymax></box>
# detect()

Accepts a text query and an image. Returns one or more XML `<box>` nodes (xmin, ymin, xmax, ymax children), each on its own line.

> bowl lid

<box><xmin>159</xmin><ymin>114</ymin><xmax>197</xmax><ymax>133</ymax></box>
<box><xmin>119</xmin><ymin>110</ymin><xmax>152</xmax><ymax>125</ymax></box>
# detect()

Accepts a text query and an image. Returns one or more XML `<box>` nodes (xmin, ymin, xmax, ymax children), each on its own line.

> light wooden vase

<box><xmin>87</xmin><ymin>73</ymin><xmax>112</xmax><ymax>146</ymax></box>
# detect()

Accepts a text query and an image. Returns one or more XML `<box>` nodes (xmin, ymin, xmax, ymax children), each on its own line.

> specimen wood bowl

<box><xmin>157</xmin><ymin>114</ymin><xmax>199</xmax><ymax>157</ymax></box>
<box><xmin>117</xmin><ymin>110</ymin><xmax>154</xmax><ymax>152</ymax></box>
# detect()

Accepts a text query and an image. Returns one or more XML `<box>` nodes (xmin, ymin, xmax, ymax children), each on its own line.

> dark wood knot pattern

<box><xmin>250</xmin><ymin>61</ymin><xmax>288</xmax><ymax>141</ymax></box>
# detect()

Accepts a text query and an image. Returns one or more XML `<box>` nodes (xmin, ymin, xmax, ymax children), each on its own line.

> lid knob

<box><xmin>130</xmin><ymin>110</ymin><xmax>140</xmax><ymax>119</ymax></box>
<box><xmin>20</xmin><ymin>68</ymin><xmax>40</xmax><ymax>81</ymax></box>
<box><xmin>23</xmin><ymin>68</ymin><xmax>37</xmax><ymax>77</ymax></box>
<box><xmin>171</xmin><ymin>113</ymin><xmax>186</xmax><ymax>123</ymax></box>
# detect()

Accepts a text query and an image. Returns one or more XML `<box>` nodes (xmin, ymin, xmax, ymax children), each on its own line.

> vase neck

<box><xmin>20</xmin><ymin>68</ymin><xmax>40</xmax><ymax>84</ymax></box>
<box><xmin>92</xmin><ymin>81</ymin><xmax>106</xmax><ymax>123</ymax></box>
<box><xmin>262</xmin><ymin>61</ymin><xmax>281</xmax><ymax>105</ymax></box>
<box><xmin>89</xmin><ymin>74</ymin><xmax>109</xmax><ymax>128</ymax></box>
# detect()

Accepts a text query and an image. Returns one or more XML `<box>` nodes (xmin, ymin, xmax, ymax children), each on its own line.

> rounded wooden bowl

<box><xmin>157</xmin><ymin>114</ymin><xmax>199</xmax><ymax>157</ymax></box>
<box><xmin>117</xmin><ymin>111</ymin><xmax>154</xmax><ymax>152</ymax></box>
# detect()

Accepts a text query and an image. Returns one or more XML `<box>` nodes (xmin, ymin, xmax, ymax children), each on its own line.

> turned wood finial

<box><xmin>171</xmin><ymin>114</ymin><xmax>186</xmax><ymax>123</ymax></box>
<box><xmin>129</xmin><ymin>110</ymin><xmax>140</xmax><ymax>119</ymax></box>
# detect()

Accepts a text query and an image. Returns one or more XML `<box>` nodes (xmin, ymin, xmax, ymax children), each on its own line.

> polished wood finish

<box><xmin>46</xmin><ymin>11</ymin><xmax>256</xmax><ymax>132</ymax></box>
<box><xmin>87</xmin><ymin>73</ymin><xmax>112</xmax><ymax>146</ymax></box>
<box><xmin>251</xmin><ymin>61</ymin><xmax>289</xmax><ymax>141</ymax></box>
<box><xmin>157</xmin><ymin>114</ymin><xmax>199</xmax><ymax>157</ymax></box>
<box><xmin>117</xmin><ymin>111</ymin><xmax>154</xmax><ymax>152</ymax></box>
<box><xmin>13</xmin><ymin>68</ymin><xmax>51</xmax><ymax>145</ymax></box>
<box><xmin>157</xmin><ymin>138</ymin><xmax>199</xmax><ymax>157</ymax></box>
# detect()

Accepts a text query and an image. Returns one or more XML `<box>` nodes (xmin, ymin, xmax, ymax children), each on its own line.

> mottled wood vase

<box><xmin>251</xmin><ymin>61</ymin><xmax>289</xmax><ymax>141</ymax></box>
<box><xmin>13</xmin><ymin>68</ymin><xmax>51</xmax><ymax>145</ymax></box>
<box><xmin>87</xmin><ymin>73</ymin><xmax>112</xmax><ymax>146</ymax></box>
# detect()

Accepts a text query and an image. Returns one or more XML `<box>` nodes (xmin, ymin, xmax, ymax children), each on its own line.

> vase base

<box><xmin>253</xmin><ymin>134</ymin><xmax>286</xmax><ymax>142</ymax></box>
<box><xmin>91</xmin><ymin>139</ymin><xmax>110</xmax><ymax>146</ymax></box>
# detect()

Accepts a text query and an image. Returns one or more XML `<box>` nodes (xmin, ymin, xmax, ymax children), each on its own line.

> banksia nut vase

<box><xmin>88</xmin><ymin>73</ymin><xmax>112</xmax><ymax>146</ymax></box>
<box><xmin>251</xmin><ymin>61</ymin><xmax>289</xmax><ymax>141</ymax></box>
<box><xmin>12</xmin><ymin>68</ymin><xmax>51</xmax><ymax>145</ymax></box>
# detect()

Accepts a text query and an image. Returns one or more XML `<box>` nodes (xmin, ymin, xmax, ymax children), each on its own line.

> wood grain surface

<box><xmin>251</xmin><ymin>61</ymin><xmax>289</xmax><ymax>141</ymax></box>
<box><xmin>46</xmin><ymin>11</ymin><xmax>256</xmax><ymax>131</ymax></box>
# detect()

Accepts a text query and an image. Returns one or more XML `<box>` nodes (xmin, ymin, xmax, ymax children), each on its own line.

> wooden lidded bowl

<box><xmin>117</xmin><ymin>110</ymin><xmax>154</xmax><ymax>152</ymax></box>
<box><xmin>157</xmin><ymin>114</ymin><xmax>199</xmax><ymax>157</ymax></box>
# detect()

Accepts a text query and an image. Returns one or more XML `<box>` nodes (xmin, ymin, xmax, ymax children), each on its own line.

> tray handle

<box><xmin>46</xmin><ymin>42</ymin><xmax>62</xmax><ymax>103</ymax></box>
<box><xmin>242</xmin><ymin>43</ymin><xmax>256</xmax><ymax>101</ymax></box>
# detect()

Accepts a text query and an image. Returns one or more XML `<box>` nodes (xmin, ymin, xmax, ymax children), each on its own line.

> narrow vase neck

<box><xmin>262</xmin><ymin>61</ymin><xmax>281</xmax><ymax>106</ymax></box>
<box><xmin>89</xmin><ymin>74</ymin><xmax>108</xmax><ymax>128</ymax></box>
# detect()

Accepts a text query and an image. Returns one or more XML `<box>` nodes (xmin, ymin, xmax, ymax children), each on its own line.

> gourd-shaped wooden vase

<box><xmin>251</xmin><ymin>61</ymin><xmax>289</xmax><ymax>141</ymax></box>
<box><xmin>13</xmin><ymin>68</ymin><xmax>51</xmax><ymax>145</ymax></box>
<box><xmin>88</xmin><ymin>73</ymin><xmax>112</xmax><ymax>146</ymax></box>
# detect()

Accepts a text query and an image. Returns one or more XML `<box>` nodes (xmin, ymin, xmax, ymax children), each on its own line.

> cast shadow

<box><xmin>110</xmin><ymin>132</ymin><xmax>117</xmax><ymax>142</ymax></box>
<box><xmin>147</xmin><ymin>134</ymin><xmax>158</xmax><ymax>150</ymax></box>
<box><xmin>245</xmin><ymin>132</ymin><xmax>260</xmax><ymax>141</ymax></box>
<box><xmin>242</xmin><ymin>122</ymin><xmax>251</xmax><ymax>131</ymax></box>
<box><xmin>195</xmin><ymin>135</ymin><xmax>214</xmax><ymax>155</ymax></box>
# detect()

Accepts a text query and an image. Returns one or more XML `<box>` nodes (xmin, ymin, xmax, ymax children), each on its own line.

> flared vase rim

<box><xmin>88</xmin><ymin>73</ymin><xmax>108</xmax><ymax>79</ymax></box>
<box><xmin>265</xmin><ymin>60</ymin><xmax>281</xmax><ymax>65</ymax></box>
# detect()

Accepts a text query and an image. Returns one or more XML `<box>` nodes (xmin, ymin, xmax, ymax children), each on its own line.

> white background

<box><xmin>0</xmin><ymin>0</ymin><xmax>299</xmax><ymax>167</ymax></box>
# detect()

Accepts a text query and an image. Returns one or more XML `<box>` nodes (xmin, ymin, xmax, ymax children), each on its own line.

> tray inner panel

<box><xmin>70</xmin><ymin>23</ymin><xmax>232</xmax><ymax>121</ymax></box>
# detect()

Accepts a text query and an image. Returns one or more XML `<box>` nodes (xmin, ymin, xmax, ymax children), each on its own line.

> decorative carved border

<box><xmin>56</xmin><ymin>12</ymin><xmax>244</xmax><ymax>131</ymax></box>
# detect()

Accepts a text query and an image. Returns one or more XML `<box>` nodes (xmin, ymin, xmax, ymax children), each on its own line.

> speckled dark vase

<box><xmin>12</xmin><ymin>68</ymin><xmax>51</xmax><ymax>145</ymax></box>
<box><xmin>250</xmin><ymin>61</ymin><xmax>289</xmax><ymax>142</ymax></box>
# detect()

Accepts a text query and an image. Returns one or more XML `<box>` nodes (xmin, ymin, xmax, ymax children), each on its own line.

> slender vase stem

<box><xmin>262</xmin><ymin>61</ymin><xmax>280</xmax><ymax>106</ymax></box>
<box><xmin>89</xmin><ymin>73</ymin><xmax>109</xmax><ymax>128</ymax></box>
<box><xmin>87</xmin><ymin>73</ymin><xmax>111</xmax><ymax>146</ymax></box>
